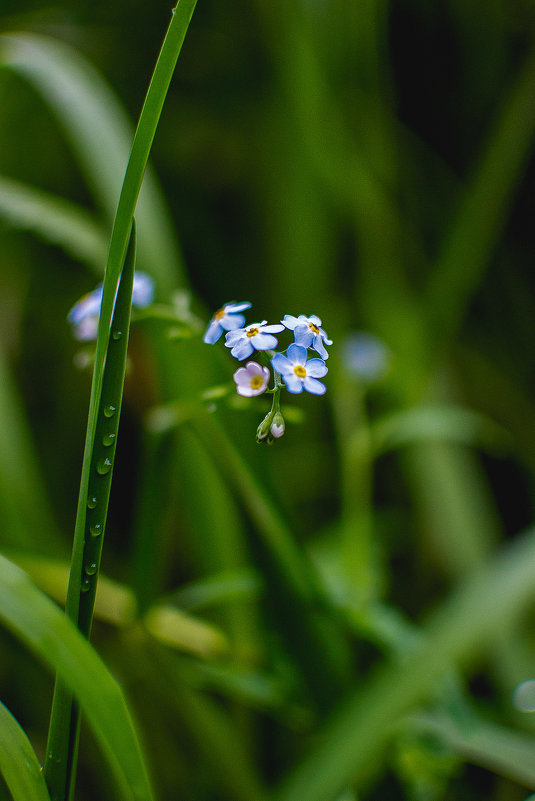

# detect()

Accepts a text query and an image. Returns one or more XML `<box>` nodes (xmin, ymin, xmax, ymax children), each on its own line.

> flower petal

<box><xmin>312</xmin><ymin>336</ymin><xmax>329</xmax><ymax>359</ymax></box>
<box><xmin>132</xmin><ymin>273</ymin><xmax>155</xmax><ymax>307</ymax></box>
<box><xmin>271</xmin><ymin>353</ymin><xmax>292</xmax><ymax>375</ymax></box>
<box><xmin>293</xmin><ymin>325</ymin><xmax>314</xmax><ymax>348</ymax></box>
<box><xmin>261</xmin><ymin>324</ymin><xmax>285</xmax><ymax>334</ymax></box>
<box><xmin>221</xmin><ymin>313</ymin><xmax>246</xmax><ymax>331</ymax></box>
<box><xmin>225</xmin><ymin>301</ymin><xmax>251</xmax><ymax>313</ymax></box>
<box><xmin>281</xmin><ymin>314</ymin><xmax>299</xmax><ymax>330</ymax></box>
<box><xmin>283</xmin><ymin>374</ymin><xmax>304</xmax><ymax>393</ymax></box>
<box><xmin>251</xmin><ymin>333</ymin><xmax>278</xmax><ymax>350</ymax></box>
<box><xmin>286</xmin><ymin>343</ymin><xmax>308</xmax><ymax>365</ymax></box>
<box><xmin>306</xmin><ymin>358</ymin><xmax>328</xmax><ymax>378</ymax></box>
<box><xmin>203</xmin><ymin>320</ymin><xmax>223</xmax><ymax>344</ymax></box>
<box><xmin>225</xmin><ymin>329</ymin><xmax>245</xmax><ymax>345</ymax></box>
<box><xmin>303</xmin><ymin>376</ymin><xmax>326</xmax><ymax>395</ymax></box>
<box><xmin>231</xmin><ymin>340</ymin><xmax>254</xmax><ymax>360</ymax></box>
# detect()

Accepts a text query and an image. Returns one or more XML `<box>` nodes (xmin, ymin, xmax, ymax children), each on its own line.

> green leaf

<box><xmin>0</xmin><ymin>700</ymin><xmax>51</xmax><ymax>801</ymax></box>
<box><xmin>0</xmin><ymin>30</ymin><xmax>183</xmax><ymax>291</ymax></box>
<box><xmin>273</xmin><ymin>527</ymin><xmax>535</xmax><ymax>801</ymax></box>
<box><xmin>0</xmin><ymin>174</ymin><xmax>107</xmax><ymax>271</ymax></box>
<box><xmin>0</xmin><ymin>553</ymin><xmax>153</xmax><ymax>801</ymax></box>
<box><xmin>371</xmin><ymin>405</ymin><xmax>509</xmax><ymax>456</ymax></box>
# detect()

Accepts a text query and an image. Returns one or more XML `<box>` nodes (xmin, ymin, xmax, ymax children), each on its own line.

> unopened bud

<box><xmin>270</xmin><ymin>412</ymin><xmax>285</xmax><ymax>439</ymax></box>
<box><xmin>256</xmin><ymin>412</ymin><xmax>272</xmax><ymax>443</ymax></box>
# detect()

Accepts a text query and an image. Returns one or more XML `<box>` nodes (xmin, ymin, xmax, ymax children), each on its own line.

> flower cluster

<box><xmin>204</xmin><ymin>302</ymin><xmax>332</xmax><ymax>442</ymax></box>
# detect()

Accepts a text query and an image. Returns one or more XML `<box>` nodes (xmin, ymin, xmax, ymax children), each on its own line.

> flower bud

<box><xmin>256</xmin><ymin>412</ymin><xmax>273</xmax><ymax>443</ymax></box>
<box><xmin>270</xmin><ymin>411</ymin><xmax>285</xmax><ymax>439</ymax></box>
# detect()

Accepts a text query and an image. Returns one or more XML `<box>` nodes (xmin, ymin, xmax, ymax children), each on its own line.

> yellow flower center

<box><xmin>214</xmin><ymin>309</ymin><xmax>225</xmax><ymax>320</ymax></box>
<box><xmin>250</xmin><ymin>376</ymin><xmax>264</xmax><ymax>389</ymax></box>
<box><xmin>246</xmin><ymin>327</ymin><xmax>259</xmax><ymax>337</ymax></box>
<box><xmin>309</xmin><ymin>322</ymin><xmax>320</xmax><ymax>334</ymax></box>
<box><xmin>294</xmin><ymin>365</ymin><xmax>307</xmax><ymax>378</ymax></box>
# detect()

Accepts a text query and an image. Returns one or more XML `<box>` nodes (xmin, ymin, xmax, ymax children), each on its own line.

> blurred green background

<box><xmin>2</xmin><ymin>1</ymin><xmax>535</xmax><ymax>799</ymax></box>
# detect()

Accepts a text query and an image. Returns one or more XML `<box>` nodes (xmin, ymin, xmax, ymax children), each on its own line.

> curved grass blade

<box><xmin>44</xmin><ymin>3</ymin><xmax>197</xmax><ymax>797</ymax></box>
<box><xmin>0</xmin><ymin>700</ymin><xmax>51</xmax><ymax>801</ymax></box>
<box><xmin>0</xmin><ymin>31</ymin><xmax>183</xmax><ymax>291</ymax></box>
<box><xmin>0</xmin><ymin>174</ymin><xmax>107</xmax><ymax>272</ymax></box>
<box><xmin>0</xmin><ymin>553</ymin><xmax>153</xmax><ymax>801</ymax></box>
<box><xmin>273</xmin><ymin>526</ymin><xmax>535</xmax><ymax>801</ymax></box>
<box><xmin>43</xmin><ymin>222</ymin><xmax>137</xmax><ymax>800</ymax></box>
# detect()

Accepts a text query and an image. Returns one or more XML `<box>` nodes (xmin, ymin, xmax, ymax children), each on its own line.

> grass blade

<box><xmin>273</xmin><ymin>527</ymin><xmax>535</xmax><ymax>801</ymax></box>
<box><xmin>43</xmin><ymin>3</ymin><xmax>197</xmax><ymax>796</ymax></box>
<box><xmin>0</xmin><ymin>700</ymin><xmax>51</xmax><ymax>801</ymax></box>
<box><xmin>0</xmin><ymin>174</ymin><xmax>107</xmax><ymax>271</ymax></box>
<box><xmin>43</xmin><ymin>222</ymin><xmax>137</xmax><ymax>800</ymax></box>
<box><xmin>0</xmin><ymin>553</ymin><xmax>153</xmax><ymax>801</ymax></box>
<box><xmin>0</xmin><ymin>30</ymin><xmax>182</xmax><ymax>290</ymax></box>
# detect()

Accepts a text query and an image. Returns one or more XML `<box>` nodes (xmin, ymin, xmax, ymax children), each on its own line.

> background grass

<box><xmin>1</xmin><ymin>1</ymin><xmax>535</xmax><ymax>800</ymax></box>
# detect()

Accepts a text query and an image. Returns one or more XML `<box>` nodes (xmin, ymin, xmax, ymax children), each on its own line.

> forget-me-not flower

<box><xmin>203</xmin><ymin>301</ymin><xmax>252</xmax><ymax>345</ymax></box>
<box><xmin>342</xmin><ymin>332</ymin><xmax>391</xmax><ymax>383</ymax></box>
<box><xmin>271</xmin><ymin>343</ymin><xmax>328</xmax><ymax>394</ymax></box>
<box><xmin>282</xmin><ymin>314</ymin><xmax>332</xmax><ymax>359</ymax></box>
<box><xmin>233</xmin><ymin>361</ymin><xmax>270</xmax><ymax>397</ymax></box>
<box><xmin>68</xmin><ymin>272</ymin><xmax>155</xmax><ymax>341</ymax></box>
<box><xmin>225</xmin><ymin>320</ymin><xmax>285</xmax><ymax>361</ymax></box>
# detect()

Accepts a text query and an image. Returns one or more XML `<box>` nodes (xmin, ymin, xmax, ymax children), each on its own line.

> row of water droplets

<box><xmin>81</xmin><ymin>400</ymin><xmax>119</xmax><ymax>592</ymax></box>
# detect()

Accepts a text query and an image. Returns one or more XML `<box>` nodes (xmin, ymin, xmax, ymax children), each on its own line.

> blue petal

<box><xmin>293</xmin><ymin>325</ymin><xmax>314</xmax><ymax>348</ymax></box>
<box><xmin>282</xmin><ymin>314</ymin><xmax>299</xmax><ymax>330</ymax></box>
<box><xmin>283</xmin><ymin>374</ymin><xmax>304</xmax><ymax>393</ymax></box>
<box><xmin>271</xmin><ymin>353</ymin><xmax>292</xmax><ymax>375</ymax></box>
<box><xmin>307</xmin><ymin>358</ymin><xmax>328</xmax><ymax>378</ymax></box>
<box><xmin>262</xmin><ymin>324</ymin><xmax>285</xmax><ymax>334</ymax></box>
<box><xmin>221</xmin><ymin>313</ymin><xmax>246</xmax><ymax>331</ymax></box>
<box><xmin>225</xmin><ymin>329</ymin><xmax>245</xmax><ymax>345</ymax></box>
<box><xmin>286</xmin><ymin>343</ymin><xmax>308</xmax><ymax>365</ymax></box>
<box><xmin>231</xmin><ymin>340</ymin><xmax>254</xmax><ymax>360</ymax></box>
<box><xmin>252</xmin><ymin>333</ymin><xmax>278</xmax><ymax>350</ymax></box>
<box><xmin>303</xmin><ymin>376</ymin><xmax>326</xmax><ymax>395</ymax></box>
<box><xmin>225</xmin><ymin>301</ymin><xmax>251</xmax><ymax>313</ymax></box>
<box><xmin>312</xmin><ymin>336</ymin><xmax>329</xmax><ymax>359</ymax></box>
<box><xmin>203</xmin><ymin>320</ymin><xmax>223</xmax><ymax>344</ymax></box>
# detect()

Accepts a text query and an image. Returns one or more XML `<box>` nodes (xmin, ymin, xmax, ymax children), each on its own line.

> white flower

<box><xmin>233</xmin><ymin>361</ymin><xmax>270</xmax><ymax>397</ymax></box>
<box><xmin>225</xmin><ymin>320</ymin><xmax>285</xmax><ymax>361</ymax></box>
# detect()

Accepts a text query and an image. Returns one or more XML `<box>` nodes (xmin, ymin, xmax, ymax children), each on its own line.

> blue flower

<box><xmin>203</xmin><ymin>301</ymin><xmax>252</xmax><ymax>344</ymax></box>
<box><xmin>271</xmin><ymin>343</ymin><xmax>328</xmax><ymax>394</ymax></box>
<box><xmin>68</xmin><ymin>272</ymin><xmax>155</xmax><ymax>341</ymax></box>
<box><xmin>342</xmin><ymin>332</ymin><xmax>390</xmax><ymax>383</ymax></box>
<box><xmin>68</xmin><ymin>288</ymin><xmax>102</xmax><ymax>341</ymax></box>
<box><xmin>225</xmin><ymin>320</ymin><xmax>285</xmax><ymax>360</ymax></box>
<box><xmin>282</xmin><ymin>314</ymin><xmax>332</xmax><ymax>359</ymax></box>
<box><xmin>132</xmin><ymin>272</ymin><xmax>155</xmax><ymax>308</ymax></box>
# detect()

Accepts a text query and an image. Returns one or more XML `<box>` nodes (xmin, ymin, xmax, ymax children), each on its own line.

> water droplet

<box><xmin>103</xmin><ymin>404</ymin><xmax>116</xmax><ymax>418</ymax></box>
<box><xmin>81</xmin><ymin>578</ymin><xmax>91</xmax><ymax>593</ymax></box>
<box><xmin>85</xmin><ymin>562</ymin><xmax>97</xmax><ymax>576</ymax></box>
<box><xmin>102</xmin><ymin>432</ymin><xmax>116</xmax><ymax>447</ymax></box>
<box><xmin>514</xmin><ymin>680</ymin><xmax>535</xmax><ymax>712</ymax></box>
<box><xmin>112</xmin><ymin>330</ymin><xmax>122</xmax><ymax>340</ymax></box>
<box><xmin>87</xmin><ymin>496</ymin><xmax>97</xmax><ymax>509</ymax></box>
<box><xmin>97</xmin><ymin>457</ymin><xmax>112</xmax><ymax>475</ymax></box>
<box><xmin>90</xmin><ymin>523</ymin><xmax>102</xmax><ymax>538</ymax></box>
